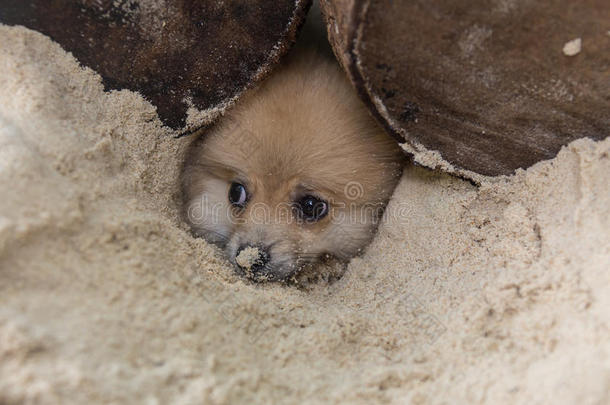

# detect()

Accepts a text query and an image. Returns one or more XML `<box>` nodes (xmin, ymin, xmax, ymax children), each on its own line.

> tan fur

<box><xmin>182</xmin><ymin>51</ymin><xmax>404</xmax><ymax>281</ymax></box>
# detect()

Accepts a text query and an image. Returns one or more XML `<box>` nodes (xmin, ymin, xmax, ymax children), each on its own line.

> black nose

<box><xmin>235</xmin><ymin>245</ymin><xmax>270</xmax><ymax>273</ymax></box>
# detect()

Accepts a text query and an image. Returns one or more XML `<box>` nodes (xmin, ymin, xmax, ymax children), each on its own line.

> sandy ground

<box><xmin>1</xmin><ymin>24</ymin><xmax>609</xmax><ymax>405</ymax></box>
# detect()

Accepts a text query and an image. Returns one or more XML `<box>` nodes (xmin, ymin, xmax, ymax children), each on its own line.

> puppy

<box><xmin>182</xmin><ymin>51</ymin><xmax>404</xmax><ymax>281</ymax></box>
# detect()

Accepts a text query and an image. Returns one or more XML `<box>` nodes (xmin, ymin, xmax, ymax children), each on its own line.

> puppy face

<box><xmin>182</xmin><ymin>54</ymin><xmax>404</xmax><ymax>281</ymax></box>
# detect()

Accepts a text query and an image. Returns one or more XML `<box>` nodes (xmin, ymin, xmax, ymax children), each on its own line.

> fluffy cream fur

<box><xmin>182</xmin><ymin>51</ymin><xmax>404</xmax><ymax>281</ymax></box>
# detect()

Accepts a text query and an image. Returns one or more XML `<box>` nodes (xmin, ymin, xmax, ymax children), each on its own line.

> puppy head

<box><xmin>182</xmin><ymin>57</ymin><xmax>404</xmax><ymax>281</ymax></box>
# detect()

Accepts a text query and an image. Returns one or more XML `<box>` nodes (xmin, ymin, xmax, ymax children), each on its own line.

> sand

<box><xmin>1</xmin><ymin>24</ymin><xmax>609</xmax><ymax>405</ymax></box>
<box><xmin>563</xmin><ymin>38</ymin><xmax>582</xmax><ymax>56</ymax></box>
<box><xmin>235</xmin><ymin>247</ymin><xmax>262</xmax><ymax>270</ymax></box>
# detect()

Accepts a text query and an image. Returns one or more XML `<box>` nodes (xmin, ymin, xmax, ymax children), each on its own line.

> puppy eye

<box><xmin>297</xmin><ymin>195</ymin><xmax>328</xmax><ymax>221</ymax></box>
<box><xmin>228</xmin><ymin>182</ymin><xmax>248</xmax><ymax>207</ymax></box>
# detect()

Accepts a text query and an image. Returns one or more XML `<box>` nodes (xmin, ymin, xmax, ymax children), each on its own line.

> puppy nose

<box><xmin>235</xmin><ymin>245</ymin><xmax>270</xmax><ymax>273</ymax></box>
